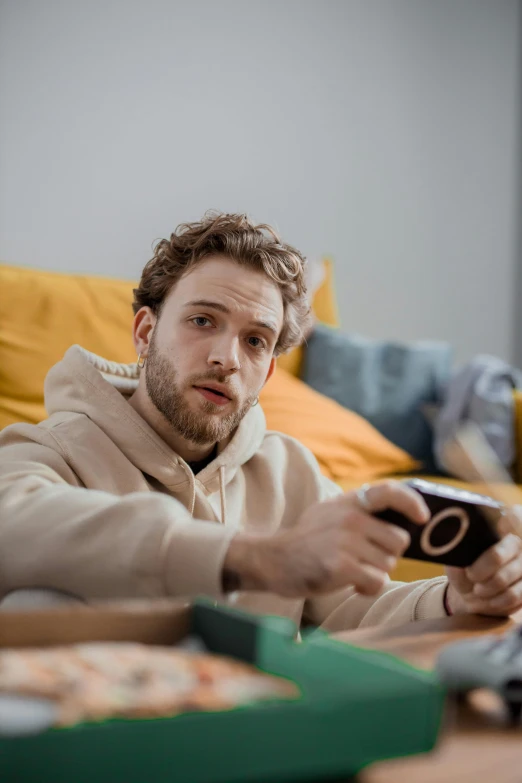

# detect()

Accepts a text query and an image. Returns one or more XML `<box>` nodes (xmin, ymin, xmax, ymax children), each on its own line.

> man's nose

<box><xmin>207</xmin><ymin>335</ymin><xmax>241</xmax><ymax>373</ymax></box>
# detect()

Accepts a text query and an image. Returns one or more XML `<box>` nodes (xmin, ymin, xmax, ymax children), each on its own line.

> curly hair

<box><xmin>133</xmin><ymin>211</ymin><xmax>312</xmax><ymax>356</ymax></box>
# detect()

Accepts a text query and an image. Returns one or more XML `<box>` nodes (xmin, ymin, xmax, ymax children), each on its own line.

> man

<box><xmin>0</xmin><ymin>211</ymin><xmax>521</xmax><ymax>629</ymax></box>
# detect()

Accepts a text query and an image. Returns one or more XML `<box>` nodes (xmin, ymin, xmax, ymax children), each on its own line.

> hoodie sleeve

<box><xmin>305</xmin><ymin>576</ymin><xmax>448</xmax><ymax>631</ymax></box>
<box><xmin>0</xmin><ymin>427</ymin><xmax>236</xmax><ymax>601</ymax></box>
<box><xmin>303</xmin><ymin>475</ymin><xmax>449</xmax><ymax>631</ymax></box>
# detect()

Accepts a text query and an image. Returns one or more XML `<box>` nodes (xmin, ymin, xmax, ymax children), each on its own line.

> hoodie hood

<box><xmin>44</xmin><ymin>346</ymin><xmax>266</xmax><ymax>509</ymax></box>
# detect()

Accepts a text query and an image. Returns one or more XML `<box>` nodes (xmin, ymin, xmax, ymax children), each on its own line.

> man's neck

<box><xmin>127</xmin><ymin>383</ymin><xmax>216</xmax><ymax>464</ymax></box>
<box><xmin>187</xmin><ymin>444</ymin><xmax>218</xmax><ymax>474</ymax></box>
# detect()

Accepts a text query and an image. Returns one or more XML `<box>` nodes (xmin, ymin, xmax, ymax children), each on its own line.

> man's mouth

<box><xmin>193</xmin><ymin>385</ymin><xmax>232</xmax><ymax>407</ymax></box>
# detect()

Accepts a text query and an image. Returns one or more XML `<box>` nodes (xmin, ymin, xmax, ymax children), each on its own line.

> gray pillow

<box><xmin>302</xmin><ymin>325</ymin><xmax>452</xmax><ymax>468</ymax></box>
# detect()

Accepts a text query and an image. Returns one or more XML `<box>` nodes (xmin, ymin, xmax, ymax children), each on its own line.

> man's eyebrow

<box><xmin>250</xmin><ymin>319</ymin><xmax>278</xmax><ymax>336</ymax></box>
<box><xmin>185</xmin><ymin>299</ymin><xmax>230</xmax><ymax>314</ymax></box>
<box><xmin>184</xmin><ymin>299</ymin><xmax>278</xmax><ymax>336</ymax></box>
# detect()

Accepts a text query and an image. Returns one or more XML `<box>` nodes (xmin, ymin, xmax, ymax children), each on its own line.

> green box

<box><xmin>0</xmin><ymin>599</ymin><xmax>445</xmax><ymax>782</ymax></box>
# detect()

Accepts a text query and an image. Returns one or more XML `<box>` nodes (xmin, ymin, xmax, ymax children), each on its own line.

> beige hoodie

<box><xmin>0</xmin><ymin>346</ymin><xmax>448</xmax><ymax>630</ymax></box>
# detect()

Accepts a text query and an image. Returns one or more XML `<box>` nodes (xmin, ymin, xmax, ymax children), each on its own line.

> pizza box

<box><xmin>0</xmin><ymin>598</ymin><xmax>445</xmax><ymax>782</ymax></box>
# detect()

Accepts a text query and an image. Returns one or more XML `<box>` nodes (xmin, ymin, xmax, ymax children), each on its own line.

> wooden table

<box><xmin>334</xmin><ymin>613</ymin><xmax>522</xmax><ymax>783</ymax></box>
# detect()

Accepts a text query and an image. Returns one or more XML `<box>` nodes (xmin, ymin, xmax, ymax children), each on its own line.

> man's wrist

<box><xmin>443</xmin><ymin>582</ymin><xmax>454</xmax><ymax>616</ymax></box>
<box><xmin>444</xmin><ymin>582</ymin><xmax>468</xmax><ymax>616</ymax></box>
<box><xmin>222</xmin><ymin>533</ymin><xmax>273</xmax><ymax>593</ymax></box>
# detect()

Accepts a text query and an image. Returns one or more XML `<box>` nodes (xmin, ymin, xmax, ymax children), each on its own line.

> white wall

<box><xmin>1</xmin><ymin>0</ymin><xmax>520</xmax><ymax>364</ymax></box>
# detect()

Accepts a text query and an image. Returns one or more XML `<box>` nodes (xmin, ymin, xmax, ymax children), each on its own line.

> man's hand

<box><xmin>446</xmin><ymin>510</ymin><xmax>522</xmax><ymax>616</ymax></box>
<box><xmin>223</xmin><ymin>481</ymin><xmax>430</xmax><ymax>598</ymax></box>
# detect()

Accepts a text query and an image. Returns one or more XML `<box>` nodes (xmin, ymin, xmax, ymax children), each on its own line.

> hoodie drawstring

<box><xmin>180</xmin><ymin>462</ymin><xmax>227</xmax><ymax>525</ymax></box>
<box><xmin>180</xmin><ymin>462</ymin><xmax>197</xmax><ymax>516</ymax></box>
<box><xmin>218</xmin><ymin>466</ymin><xmax>227</xmax><ymax>526</ymax></box>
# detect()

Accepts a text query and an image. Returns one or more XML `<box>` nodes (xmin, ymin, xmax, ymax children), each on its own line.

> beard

<box><xmin>144</xmin><ymin>333</ymin><xmax>256</xmax><ymax>446</ymax></box>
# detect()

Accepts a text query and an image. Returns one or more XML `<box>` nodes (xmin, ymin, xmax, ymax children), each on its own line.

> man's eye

<box><xmin>192</xmin><ymin>317</ymin><xmax>211</xmax><ymax>327</ymax></box>
<box><xmin>248</xmin><ymin>336</ymin><xmax>265</xmax><ymax>350</ymax></box>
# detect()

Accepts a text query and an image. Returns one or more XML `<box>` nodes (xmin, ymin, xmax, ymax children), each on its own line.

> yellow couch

<box><xmin>2</xmin><ymin>260</ymin><xmax>521</xmax><ymax>585</ymax></box>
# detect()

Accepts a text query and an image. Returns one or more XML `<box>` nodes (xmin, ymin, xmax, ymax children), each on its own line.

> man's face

<box><xmin>141</xmin><ymin>256</ymin><xmax>284</xmax><ymax>445</ymax></box>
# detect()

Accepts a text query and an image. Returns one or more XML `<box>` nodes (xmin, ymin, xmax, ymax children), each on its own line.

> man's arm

<box><xmin>222</xmin><ymin>479</ymin><xmax>451</xmax><ymax>630</ymax></box>
<box><xmin>0</xmin><ymin>436</ymin><xmax>235</xmax><ymax>601</ymax></box>
<box><xmin>222</xmin><ymin>481</ymin><xmax>428</xmax><ymax>594</ymax></box>
<box><xmin>305</xmin><ymin>576</ymin><xmax>449</xmax><ymax>631</ymax></box>
<box><xmin>223</xmin><ymin>530</ymin><xmax>449</xmax><ymax>631</ymax></box>
<box><xmin>224</xmin><ymin>476</ymin><xmax>522</xmax><ymax>631</ymax></box>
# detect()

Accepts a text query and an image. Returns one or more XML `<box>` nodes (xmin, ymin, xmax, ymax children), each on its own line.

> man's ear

<box><xmin>132</xmin><ymin>307</ymin><xmax>157</xmax><ymax>358</ymax></box>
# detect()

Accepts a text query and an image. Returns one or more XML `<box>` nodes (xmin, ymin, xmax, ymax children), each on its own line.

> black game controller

<box><xmin>375</xmin><ymin>478</ymin><xmax>501</xmax><ymax>568</ymax></box>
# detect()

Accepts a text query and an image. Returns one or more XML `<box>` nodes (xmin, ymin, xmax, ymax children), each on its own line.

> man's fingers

<box><xmin>473</xmin><ymin>553</ymin><xmax>522</xmax><ymax>599</ymax></box>
<box><xmin>456</xmin><ymin>595</ymin><xmax>515</xmax><ymax>617</ymax></box>
<box><xmin>357</xmin><ymin>481</ymin><xmax>430</xmax><ymax>524</ymax></box>
<box><xmin>353</xmin><ymin>535</ymin><xmax>398</xmax><ymax>574</ymax></box>
<box><xmin>499</xmin><ymin>507</ymin><xmax>522</xmax><ymax>538</ymax></box>
<box><xmin>466</xmin><ymin>533</ymin><xmax>522</xmax><ymax>583</ymax></box>
<box><xmin>345</xmin><ymin>558</ymin><xmax>388</xmax><ymax>596</ymax></box>
<box><xmin>453</xmin><ymin>583</ymin><xmax>522</xmax><ymax>616</ymax></box>
<box><xmin>488</xmin><ymin>579</ymin><xmax>522</xmax><ymax>613</ymax></box>
<box><xmin>363</xmin><ymin>513</ymin><xmax>412</xmax><ymax>557</ymax></box>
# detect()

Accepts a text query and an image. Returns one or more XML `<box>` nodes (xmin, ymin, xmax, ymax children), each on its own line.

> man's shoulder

<box><xmin>0</xmin><ymin>411</ymin><xmax>97</xmax><ymax>452</ymax></box>
<box><xmin>0</xmin><ymin>413</ymin><xmax>96</xmax><ymax>484</ymax></box>
<box><xmin>250</xmin><ymin>430</ymin><xmax>342</xmax><ymax>503</ymax></box>
<box><xmin>256</xmin><ymin>429</ymin><xmax>325</xmax><ymax>481</ymax></box>
<box><xmin>261</xmin><ymin>429</ymin><xmax>318</xmax><ymax>461</ymax></box>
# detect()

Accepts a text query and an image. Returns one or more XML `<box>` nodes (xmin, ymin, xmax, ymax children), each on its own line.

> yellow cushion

<box><xmin>310</xmin><ymin>258</ymin><xmax>339</xmax><ymax>327</ymax></box>
<box><xmin>275</xmin><ymin>345</ymin><xmax>304</xmax><ymax>377</ymax></box>
<box><xmin>277</xmin><ymin>258</ymin><xmax>339</xmax><ymax>377</ymax></box>
<box><xmin>259</xmin><ymin>368</ymin><xmax>418</xmax><ymax>483</ymax></box>
<box><xmin>0</xmin><ymin>264</ymin><xmax>136</xmax><ymax>430</ymax></box>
